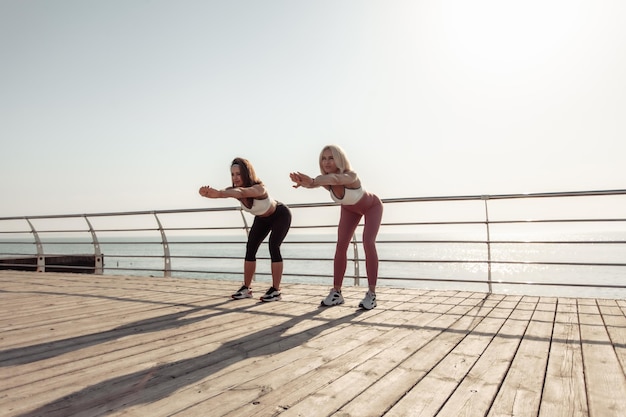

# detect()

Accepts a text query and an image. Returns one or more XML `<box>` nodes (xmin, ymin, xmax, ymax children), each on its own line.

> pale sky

<box><xmin>1</xmin><ymin>0</ymin><xmax>625</xmax><ymax>218</ymax></box>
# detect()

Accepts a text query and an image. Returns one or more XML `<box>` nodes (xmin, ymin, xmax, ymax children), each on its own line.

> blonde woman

<box><xmin>290</xmin><ymin>145</ymin><xmax>383</xmax><ymax>309</ymax></box>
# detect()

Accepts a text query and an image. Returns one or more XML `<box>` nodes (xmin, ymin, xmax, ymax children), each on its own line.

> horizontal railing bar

<box><xmin>0</xmin><ymin>263</ymin><xmax>99</xmax><ymax>272</ymax></box>
<box><xmin>6</xmin><ymin>255</ymin><xmax>620</xmax><ymax>268</ymax></box>
<box><xmin>3</xmin><ymin>217</ymin><xmax>626</xmax><ymax>234</ymax></box>
<box><xmin>377</xmin><ymin>240</ymin><xmax>626</xmax><ymax>245</ymax></box>
<box><xmin>3</xmin><ymin>223</ymin><xmax>624</xmax><ymax>237</ymax></box>
<box><xmin>374</xmin><ymin>239</ymin><xmax>626</xmax><ymax>244</ymax></box>
<box><xmin>42</xmin><ymin>264</ymin><xmax>97</xmax><ymax>271</ymax></box>
<box><xmin>166</xmin><ymin>255</ymin><xmax>245</xmax><ymax>260</ymax></box>
<box><xmin>290</xmin><ymin>225</ymin><xmax>341</xmax><ymax>229</ymax></box>
<box><xmin>4</xmin><ymin>254</ymin><xmax>621</xmax><ymax>268</ymax></box>
<box><xmin>104</xmin><ymin>254</ymin><xmax>245</xmax><ymax>260</ymax></box>
<box><xmin>150</xmin><ymin>254</ymin><xmax>626</xmax><ymax>269</ymax></box>
<box><xmin>104</xmin><ymin>267</ymin><xmax>170</xmax><ymax>274</ymax></box>
<box><xmin>376</xmin><ymin>259</ymin><xmax>626</xmax><ymax>267</ymax></box>
<box><xmin>377</xmin><ymin>275</ymin><xmax>626</xmax><ymax>289</ymax></box>
<box><xmin>1</xmin><ymin>240</ymin><xmax>252</xmax><ymax>245</ymax></box>
<box><xmin>92</xmin><ymin>227</ymin><xmax>245</xmax><ymax>233</ymax></box>
<box><xmin>2</xmin><ymin>239</ymin><xmax>625</xmax><ymax>246</ymax></box>
<box><xmin>380</xmin><ymin>189</ymin><xmax>626</xmax><ymax>204</ymax></box>
<box><xmin>490</xmin><ymin>261</ymin><xmax>626</xmax><ymax>267</ymax></box>
<box><xmin>164</xmin><ymin>241</ymin><xmax>263</xmax><ymax>244</ymax></box>
<box><xmin>113</xmin><ymin>240</ymin><xmax>244</xmax><ymax>245</ymax></box>
<box><xmin>383</xmin><ymin>219</ymin><xmax>626</xmax><ymax>227</ymax></box>
<box><xmin>0</xmin><ymin>229</ymin><xmax>92</xmax><ymax>234</ymax></box>
<box><xmin>0</xmin><ymin>207</ymin><xmax>245</xmax><ymax>221</ymax></box>
<box><xmin>488</xmin><ymin>218</ymin><xmax>626</xmax><ymax>224</ymax></box>
<box><xmin>2</xmin><ymin>189</ymin><xmax>624</xmax><ymax>222</ymax></box>
<box><xmin>160</xmin><ymin>224</ymin><xmax>340</xmax><ymax>231</ymax></box>
<box><xmin>486</xmin><ymin>240</ymin><xmax>626</xmax><ymax>244</ymax></box>
<box><xmin>143</xmin><ymin>227</ymin><xmax>253</xmax><ymax>232</ymax></box>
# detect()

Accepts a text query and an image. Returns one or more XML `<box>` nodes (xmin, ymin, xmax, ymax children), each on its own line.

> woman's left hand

<box><xmin>290</xmin><ymin>172</ymin><xmax>313</xmax><ymax>188</ymax></box>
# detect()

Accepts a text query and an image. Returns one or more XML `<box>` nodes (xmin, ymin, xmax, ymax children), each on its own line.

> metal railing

<box><xmin>1</xmin><ymin>189</ymin><xmax>625</xmax><ymax>298</ymax></box>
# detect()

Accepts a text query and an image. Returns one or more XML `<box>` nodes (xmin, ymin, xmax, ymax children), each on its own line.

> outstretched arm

<box><xmin>199</xmin><ymin>184</ymin><xmax>266</xmax><ymax>199</ymax></box>
<box><xmin>290</xmin><ymin>171</ymin><xmax>358</xmax><ymax>189</ymax></box>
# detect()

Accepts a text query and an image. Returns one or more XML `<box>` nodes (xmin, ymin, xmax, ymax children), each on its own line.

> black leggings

<box><xmin>245</xmin><ymin>203</ymin><xmax>292</xmax><ymax>262</ymax></box>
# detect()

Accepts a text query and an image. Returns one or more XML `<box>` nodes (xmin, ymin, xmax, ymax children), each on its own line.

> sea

<box><xmin>1</xmin><ymin>232</ymin><xmax>625</xmax><ymax>300</ymax></box>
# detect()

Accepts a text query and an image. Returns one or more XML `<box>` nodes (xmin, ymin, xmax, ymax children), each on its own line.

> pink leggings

<box><xmin>334</xmin><ymin>192</ymin><xmax>383</xmax><ymax>289</ymax></box>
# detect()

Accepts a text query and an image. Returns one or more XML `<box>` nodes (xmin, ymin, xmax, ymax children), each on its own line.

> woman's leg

<box><xmin>244</xmin><ymin>218</ymin><xmax>271</xmax><ymax>287</ymax></box>
<box><xmin>270</xmin><ymin>262</ymin><xmax>283</xmax><ymax>289</ymax></box>
<box><xmin>362</xmin><ymin>197</ymin><xmax>383</xmax><ymax>292</ymax></box>
<box><xmin>243</xmin><ymin>260</ymin><xmax>256</xmax><ymax>288</ymax></box>
<box><xmin>267</xmin><ymin>205</ymin><xmax>292</xmax><ymax>289</ymax></box>
<box><xmin>334</xmin><ymin>207</ymin><xmax>361</xmax><ymax>290</ymax></box>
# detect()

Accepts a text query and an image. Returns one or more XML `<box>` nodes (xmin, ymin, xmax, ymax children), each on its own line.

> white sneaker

<box><xmin>321</xmin><ymin>289</ymin><xmax>344</xmax><ymax>306</ymax></box>
<box><xmin>359</xmin><ymin>291</ymin><xmax>377</xmax><ymax>310</ymax></box>
<box><xmin>260</xmin><ymin>286</ymin><xmax>282</xmax><ymax>302</ymax></box>
<box><xmin>231</xmin><ymin>285</ymin><xmax>252</xmax><ymax>299</ymax></box>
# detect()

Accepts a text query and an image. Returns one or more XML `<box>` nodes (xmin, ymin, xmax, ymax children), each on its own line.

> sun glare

<box><xmin>436</xmin><ymin>1</ymin><xmax>587</xmax><ymax>75</ymax></box>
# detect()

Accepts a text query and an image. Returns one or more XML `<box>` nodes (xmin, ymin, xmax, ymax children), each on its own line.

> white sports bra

<box><xmin>240</xmin><ymin>196</ymin><xmax>275</xmax><ymax>216</ymax></box>
<box><xmin>330</xmin><ymin>186</ymin><xmax>365</xmax><ymax>205</ymax></box>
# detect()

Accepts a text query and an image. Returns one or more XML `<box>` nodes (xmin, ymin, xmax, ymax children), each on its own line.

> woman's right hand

<box><xmin>199</xmin><ymin>186</ymin><xmax>220</xmax><ymax>198</ymax></box>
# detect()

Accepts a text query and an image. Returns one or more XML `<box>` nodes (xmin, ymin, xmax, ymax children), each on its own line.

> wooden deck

<box><xmin>1</xmin><ymin>271</ymin><xmax>626</xmax><ymax>417</ymax></box>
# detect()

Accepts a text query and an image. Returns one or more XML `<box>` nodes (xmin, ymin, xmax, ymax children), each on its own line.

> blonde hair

<box><xmin>319</xmin><ymin>144</ymin><xmax>352</xmax><ymax>174</ymax></box>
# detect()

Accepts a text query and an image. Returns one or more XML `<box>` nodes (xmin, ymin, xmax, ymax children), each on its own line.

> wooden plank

<box><xmin>486</xmin><ymin>298</ymin><xmax>556</xmax><ymax>417</ymax></box>
<box><xmin>596</xmin><ymin>299</ymin><xmax>626</xmax><ymax>372</ymax></box>
<box><xmin>539</xmin><ymin>298</ymin><xmax>588</xmax><ymax>417</ymax></box>
<box><xmin>577</xmin><ymin>299</ymin><xmax>626</xmax><ymax>416</ymax></box>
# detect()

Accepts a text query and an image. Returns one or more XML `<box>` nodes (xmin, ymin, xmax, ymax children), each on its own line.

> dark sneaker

<box><xmin>260</xmin><ymin>286</ymin><xmax>282</xmax><ymax>302</ymax></box>
<box><xmin>232</xmin><ymin>285</ymin><xmax>252</xmax><ymax>299</ymax></box>
<box><xmin>321</xmin><ymin>289</ymin><xmax>344</xmax><ymax>306</ymax></box>
<box><xmin>359</xmin><ymin>291</ymin><xmax>377</xmax><ymax>310</ymax></box>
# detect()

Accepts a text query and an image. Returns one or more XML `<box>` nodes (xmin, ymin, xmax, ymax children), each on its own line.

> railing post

<box><xmin>481</xmin><ymin>195</ymin><xmax>493</xmax><ymax>294</ymax></box>
<box><xmin>352</xmin><ymin>233</ymin><xmax>361</xmax><ymax>286</ymax></box>
<box><xmin>238</xmin><ymin>209</ymin><xmax>254</xmax><ymax>282</ymax></box>
<box><xmin>238</xmin><ymin>209</ymin><xmax>250</xmax><ymax>235</ymax></box>
<box><xmin>153</xmin><ymin>213</ymin><xmax>171</xmax><ymax>277</ymax></box>
<box><xmin>84</xmin><ymin>216</ymin><xmax>103</xmax><ymax>274</ymax></box>
<box><xmin>25</xmin><ymin>218</ymin><xmax>45</xmax><ymax>273</ymax></box>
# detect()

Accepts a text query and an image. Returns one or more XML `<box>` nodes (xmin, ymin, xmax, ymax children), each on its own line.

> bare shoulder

<box><xmin>249</xmin><ymin>183</ymin><xmax>267</xmax><ymax>196</ymax></box>
<box><xmin>235</xmin><ymin>183</ymin><xmax>266</xmax><ymax>198</ymax></box>
<box><xmin>345</xmin><ymin>171</ymin><xmax>360</xmax><ymax>187</ymax></box>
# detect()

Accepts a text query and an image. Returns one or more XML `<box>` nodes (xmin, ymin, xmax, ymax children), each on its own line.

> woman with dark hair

<box><xmin>199</xmin><ymin>157</ymin><xmax>292</xmax><ymax>302</ymax></box>
<box><xmin>290</xmin><ymin>145</ymin><xmax>383</xmax><ymax>310</ymax></box>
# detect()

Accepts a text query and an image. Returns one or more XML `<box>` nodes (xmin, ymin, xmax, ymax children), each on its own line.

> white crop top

<box><xmin>330</xmin><ymin>187</ymin><xmax>365</xmax><ymax>205</ymax></box>
<box><xmin>240</xmin><ymin>195</ymin><xmax>275</xmax><ymax>216</ymax></box>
